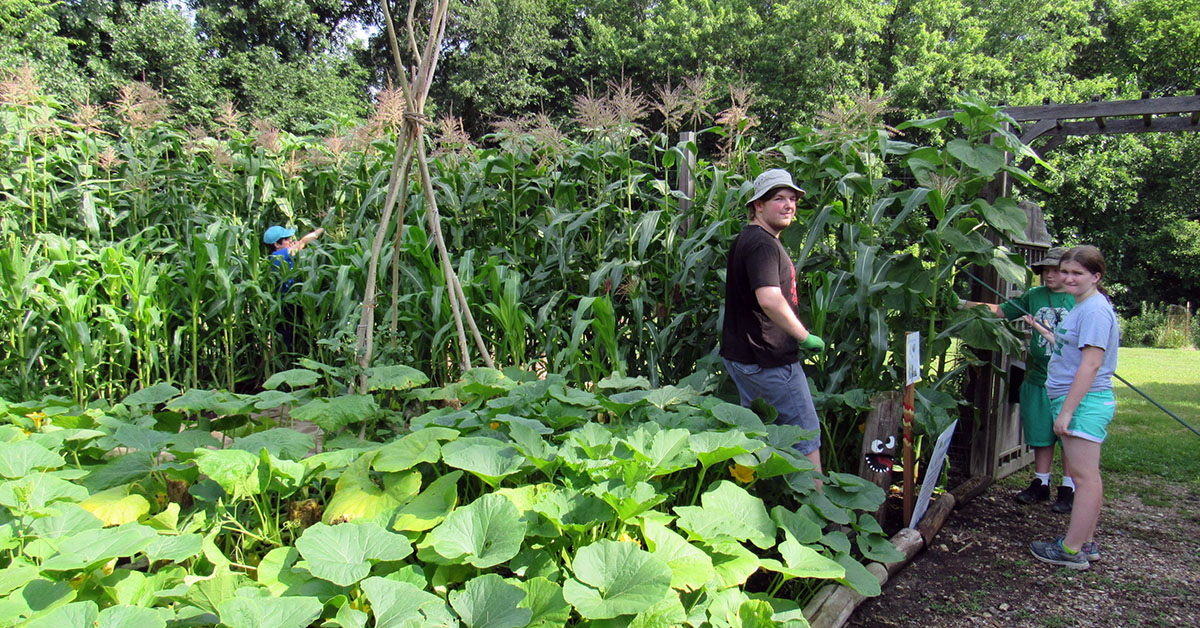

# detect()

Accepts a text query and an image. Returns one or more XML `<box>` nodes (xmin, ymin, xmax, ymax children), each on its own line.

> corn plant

<box><xmin>1</xmin><ymin>77</ymin><xmax>1042</xmax><ymax>479</ymax></box>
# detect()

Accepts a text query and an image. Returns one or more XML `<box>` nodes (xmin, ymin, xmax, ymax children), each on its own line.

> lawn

<box><xmin>1105</xmin><ymin>347</ymin><xmax>1200</xmax><ymax>493</ymax></box>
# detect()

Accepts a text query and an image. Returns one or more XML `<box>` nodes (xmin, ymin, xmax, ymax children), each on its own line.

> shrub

<box><xmin>1119</xmin><ymin>302</ymin><xmax>1195</xmax><ymax>349</ymax></box>
<box><xmin>1120</xmin><ymin>302</ymin><xmax>1167</xmax><ymax>348</ymax></box>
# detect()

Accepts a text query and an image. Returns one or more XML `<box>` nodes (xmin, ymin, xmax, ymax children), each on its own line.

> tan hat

<box><xmin>1031</xmin><ymin>247</ymin><xmax>1067</xmax><ymax>268</ymax></box>
<box><xmin>746</xmin><ymin>169</ymin><xmax>805</xmax><ymax>206</ymax></box>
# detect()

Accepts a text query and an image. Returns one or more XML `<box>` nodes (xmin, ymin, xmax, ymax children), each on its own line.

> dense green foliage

<box><xmin>0</xmin><ymin>367</ymin><xmax>903</xmax><ymax>625</ymax></box>
<box><xmin>1035</xmin><ymin>132</ymin><xmax>1200</xmax><ymax>311</ymax></box>
<box><xmin>4</xmin><ymin>0</ymin><xmax>1196</xmax><ymax>309</ymax></box>
<box><xmin>2</xmin><ymin>3</ymin><xmax>1196</xmax><ymax>624</ymax></box>
<box><xmin>0</xmin><ymin>75</ymin><xmax>1036</xmax><ymax>468</ymax></box>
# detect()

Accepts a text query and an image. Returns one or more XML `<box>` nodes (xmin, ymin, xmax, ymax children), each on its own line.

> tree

<box><xmin>1078</xmin><ymin>0</ymin><xmax>1200</xmax><ymax>95</ymax></box>
<box><xmin>875</xmin><ymin>0</ymin><xmax>1100</xmax><ymax>118</ymax></box>
<box><xmin>0</xmin><ymin>0</ymin><xmax>90</xmax><ymax>101</ymax></box>
<box><xmin>105</xmin><ymin>3</ymin><xmax>218</xmax><ymax>124</ymax></box>
<box><xmin>188</xmin><ymin>0</ymin><xmax>375</xmax><ymax>61</ymax></box>
<box><xmin>186</xmin><ymin>0</ymin><xmax>375</xmax><ymax>130</ymax></box>
<box><xmin>220</xmin><ymin>47</ymin><xmax>371</xmax><ymax>130</ymax></box>
<box><xmin>431</xmin><ymin>0</ymin><xmax>565</xmax><ymax>132</ymax></box>
<box><xmin>1035</xmin><ymin>133</ymin><xmax>1200</xmax><ymax>312</ymax></box>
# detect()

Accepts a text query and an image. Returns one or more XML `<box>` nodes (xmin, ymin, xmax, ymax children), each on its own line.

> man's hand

<box><xmin>800</xmin><ymin>334</ymin><xmax>824</xmax><ymax>352</ymax></box>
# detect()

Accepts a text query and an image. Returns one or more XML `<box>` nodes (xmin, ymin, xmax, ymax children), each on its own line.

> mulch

<box><xmin>847</xmin><ymin>473</ymin><xmax>1200</xmax><ymax>628</ymax></box>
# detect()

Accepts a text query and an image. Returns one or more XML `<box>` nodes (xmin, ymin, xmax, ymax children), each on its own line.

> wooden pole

<box><xmin>355</xmin><ymin>0</ymin><xmax>492</xmax><ymax>388</ymax></box>
<box><xmin>902</xmin><ymin>381</ymin><xmax>915</xmax><ymax>525</ymax></box>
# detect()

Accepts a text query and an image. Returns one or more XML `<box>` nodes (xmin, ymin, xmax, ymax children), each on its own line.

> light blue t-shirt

<box><xmin>1045</xmin><ymin>293</ymin><xmax>1119</xmax><ymax>398</ymax></box>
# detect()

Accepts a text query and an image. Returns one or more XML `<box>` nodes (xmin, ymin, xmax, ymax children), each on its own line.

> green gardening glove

<box><xmin>800</xmin><ymin>333</ymin><xmax>825</xmax><ymax>352</ymax></box>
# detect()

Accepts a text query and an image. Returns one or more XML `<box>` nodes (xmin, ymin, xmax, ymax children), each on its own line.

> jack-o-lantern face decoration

<box><xmin>864</xmin><ymin>436</ymin><xmax>897</xmax><ymax>473</ymax></box>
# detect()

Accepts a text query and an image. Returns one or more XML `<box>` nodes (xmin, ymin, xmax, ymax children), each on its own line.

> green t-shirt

<box><xmin>999</xmin><ymin>286</ymin><xmax>1074</xmax><ymax>385</ymax></box>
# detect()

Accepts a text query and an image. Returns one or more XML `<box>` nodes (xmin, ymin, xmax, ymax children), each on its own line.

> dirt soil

<box><xmin>848</xmin><ymin>473</ymin><xmax>1200</xmax><ymax>628</ymax></box>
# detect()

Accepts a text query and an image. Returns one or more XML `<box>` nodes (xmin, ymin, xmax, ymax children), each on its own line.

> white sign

<box><xmin>905</xmin><ymin>331</ymin><xmax>921</xmax><ymax>386</ymax></box>
<box><xmin>909</xmin><ymin>420</ymin><xmax>958</xmax><ymax>528</ymax></box>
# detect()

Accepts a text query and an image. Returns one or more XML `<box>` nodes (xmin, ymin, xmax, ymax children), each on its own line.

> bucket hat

<box><xmin>1031</xmin><ymin>246</ymin><xmax>1067</xmax><ymax>269</ymax></box>
<box><xmin>747</xmin><ymin>169</ymin><xmax>805</xmax><ymax>206</ymax></box>
<box><xmin>263</xmin><ymin>225</ymin><xmax>296</xmax><ymax>245</ymax></box>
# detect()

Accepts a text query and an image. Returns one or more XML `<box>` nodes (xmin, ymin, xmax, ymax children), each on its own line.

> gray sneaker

<box><xmin>1030</xmin><ymin>538</ymin><xmax>1090</xmax><ymax>570</ymax></box>
<box><xmin>1081</xmin><ymin>541</ymin><xmax>1101</xmax><ymax>562</ymax></box>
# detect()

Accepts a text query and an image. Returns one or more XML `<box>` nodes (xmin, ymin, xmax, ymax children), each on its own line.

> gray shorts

<box><xmin>723</xmin><ymin>358</ymin><xmax>821</xmax><ymax>455</ymax></box>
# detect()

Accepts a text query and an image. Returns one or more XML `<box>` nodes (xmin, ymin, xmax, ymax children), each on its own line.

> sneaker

<box><xmin>1050</xmin><ymin>486</ymin><xmax>1074</xmax><ymax>513</ymax></box>
<box><xmin>1030</xmin><ymin>538</ymin><xmax>1090</xmax><ymax>570</ymax></box>
<box><xmin>1015</xmin><ymin>479</ymin><xmax>1050</xmax><ymax>504</ymax></box>
<box><xmin>1081</xmin><ymin>541</ymin><xmax>1101</xmax><ymax>562</ymax></box>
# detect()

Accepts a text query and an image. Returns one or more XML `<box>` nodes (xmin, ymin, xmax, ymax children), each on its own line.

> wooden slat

<box><xmin>1019</xmin><ymin>119</ymin><xmax>1057</xmax><ymax>144</ymax></box>
<box><xmin>1034</xmin><ymin>115</ymin><xmax>1200</xmax><ymax>141</ymax></box>
<box><xmin>1001</xmin><ymin>95</ymin><xmax>1200</xmax><ymax>122</ymax></box>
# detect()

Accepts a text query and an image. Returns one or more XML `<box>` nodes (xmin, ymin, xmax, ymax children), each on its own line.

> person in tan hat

<box><xmin>721</xmin><ymin>169</ymin><xmax>826</xmax><ymax>480</ymax></box>
<box><xmin>964</xmin><ymin>246</ymin><xmax>1076</xmax><ymax>512</ymax></box>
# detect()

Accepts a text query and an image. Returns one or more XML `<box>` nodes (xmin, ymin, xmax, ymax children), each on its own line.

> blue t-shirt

<box><xmin>270</xmin><ymin>249</ymin><xmax>296</xmax><ymax>293</ymax></box>
<box><xmin>1045</xmin><ymin>293</ymin><xmax>1119</xmax><ymax>398</ymax></box>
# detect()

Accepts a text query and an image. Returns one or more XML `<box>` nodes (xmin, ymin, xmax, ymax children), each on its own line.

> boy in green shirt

<box><xmin>966</xmin><ymin>247</ymin><xmax>1076</xmax><ymax>512</ymax></box>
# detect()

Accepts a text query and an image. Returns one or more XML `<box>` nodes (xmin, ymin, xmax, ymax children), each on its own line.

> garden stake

<box><xmin>962</xmin><ymin>269</ymin><xmax>1200</xmax><ymax>438</ymax></box>
<box><xmin>902</xmin><ymin>383</ymin><xmax>915</xmax><ymax>525</ymax></box>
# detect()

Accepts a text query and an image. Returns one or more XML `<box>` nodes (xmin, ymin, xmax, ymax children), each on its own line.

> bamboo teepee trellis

<box><xmin>354</xmin><ymin>0</ymin><xmax>494</xmax><ymax>393</ymax></box>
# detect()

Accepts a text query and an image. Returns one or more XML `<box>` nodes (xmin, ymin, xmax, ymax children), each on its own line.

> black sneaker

<box><xmin>1014</xmin><ymin>479</ymin><xmax>1050</xmax><ymax>504</ymax></box>
<box><xmin>1051</xmin><ymin>486</ymin><xmax>1074</xmax><ymax>513</ymax></box>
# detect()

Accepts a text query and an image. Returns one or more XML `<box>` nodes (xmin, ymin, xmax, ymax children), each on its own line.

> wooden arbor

<box><xmin>957</xmin><ymin>92</ymin><xmax>1200</xmax><ymax>482</ymax></box>
<box><xmin>1009</xmin><ymin>91</ymin><xmax>1200</xmax><ymax>153</ymax></box>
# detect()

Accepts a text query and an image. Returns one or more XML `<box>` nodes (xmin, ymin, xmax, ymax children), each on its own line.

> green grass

<box><xmin>1105</xmin><ymin>347</ymin><xmax>1200</xmax><ymax>488</ymax></box>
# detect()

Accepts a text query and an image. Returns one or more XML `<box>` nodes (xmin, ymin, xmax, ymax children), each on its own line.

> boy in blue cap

<box><xmin>263</xmin><ymin>225</ymin><xmax>324</xmax><ymax>279</ymax></box>
<box><xmin>262</xmin><ymin>225</ymin><xmax>323</xmax><ymax>347</ymax></box>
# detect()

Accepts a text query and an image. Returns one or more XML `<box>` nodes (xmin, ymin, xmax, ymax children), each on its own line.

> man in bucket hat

<box><xmin>964</xmin><ymin>246</ymin><xmax>1076</xmax><ymax>512</ymax></box>
<box><xmin>721</xmin><ymin>169</ymin><xmax>827</xmax><ymax>480</ymax></box>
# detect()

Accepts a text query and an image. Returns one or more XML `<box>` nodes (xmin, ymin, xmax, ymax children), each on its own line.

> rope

<box><xmin>961</xmin><ymin>269</ymin><xmax>1200</xmax><ymax>439</ymax></box>
<box><xmin>403</xmin><ymin>111</ymin><xmax>431</xmax><ymax>127</ymax></box>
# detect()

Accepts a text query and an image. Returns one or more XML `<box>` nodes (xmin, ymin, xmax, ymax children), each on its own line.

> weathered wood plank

<box><xmin>1002</xmin><ymin>94</ymin><xmax>1200</xmax><ymax>122</ymax></box>
<box><xmin>1031</xmin><ymin>115</ymin><xmax>1200</xmax><ymax>142</ymax></box>
<box><xmin>859</xmin><ymin>391</ymin><xmax>902</xmax><ymax>496</ymax></box>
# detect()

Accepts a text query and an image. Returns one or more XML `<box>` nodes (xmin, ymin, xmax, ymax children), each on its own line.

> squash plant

<box><xmin>0</xmin><ymin>365</ymin><xmax>903</xmax><ymax>627</ymax></box>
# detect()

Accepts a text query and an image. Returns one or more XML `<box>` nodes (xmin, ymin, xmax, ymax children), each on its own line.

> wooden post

<box><xmin>677</xmin><ymin>131</ymin><xmax>696</xmax><ymax>234</ymax></box>
<box><xmin>859</xmin><ymin>391</ymin><xmax>902</xmax><ymax>522</ymax></box>
<box><xmin>902</xmin><ymin>331</ymin><xmax>920</xmax><ymax>525</ymax></box>
<box><xmin>902</xmin><ymin>381</ymin><xmax>915</xmax><ymax>525</ymax></box>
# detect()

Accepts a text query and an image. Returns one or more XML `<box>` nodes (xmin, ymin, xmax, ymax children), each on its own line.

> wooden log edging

<box><xmin>802</xmin><ymin>474</ymin><xmax>995</xmax><ymax>628</ymax></box>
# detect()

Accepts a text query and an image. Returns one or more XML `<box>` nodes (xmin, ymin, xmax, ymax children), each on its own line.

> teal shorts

<box><xmin>1018</xmin><ymin>381</ymin><xmax>1056</xmax><ymax>447</ymax></box>
<box><xmin>1049</xmin><ymin>390</ymin><xmax>1116</xmax><ymax>443</ymax></box>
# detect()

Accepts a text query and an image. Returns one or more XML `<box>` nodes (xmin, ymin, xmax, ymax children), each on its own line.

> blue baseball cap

<box><xmin>262</xmin><ymin>225</ymin><xmax>295</xmax><ymax>244</ymax></box>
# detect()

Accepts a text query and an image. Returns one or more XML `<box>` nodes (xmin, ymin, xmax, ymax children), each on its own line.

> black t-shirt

<box><xmin>720</xmin><ymin>224</ymin><xmax>799</xmax><ymax>366</ymax></box>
